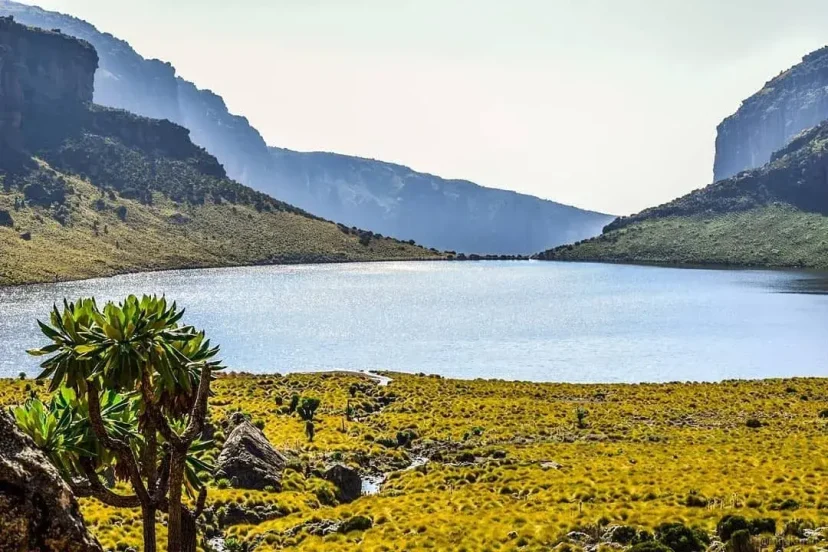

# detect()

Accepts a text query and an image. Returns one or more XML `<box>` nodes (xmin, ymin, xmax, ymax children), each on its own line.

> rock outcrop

<box><xmin>323</xmin><ymin>463</ymin><xmax>362</xmax><ymax>503</ymax></box>
<box><xmin>0</xmin><ymin>410</ymin><xmax>102</xmax><ymax>552</ymax></box>
<box><xmin>0</xmin><ymin>14</ymin><xmax>96</xmax><ymax>160</ymax></box>
<box><xmin>714</xmin><ymin>45</ymin><xmax>828</xmax><ymax>182</ymax></box>
<box><xmin>215</xmin><ymin>413</ymin><xmax>288</xmax><ymax>490</ymax></box>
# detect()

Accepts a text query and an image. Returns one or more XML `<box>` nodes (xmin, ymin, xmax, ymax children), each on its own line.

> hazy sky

<box><xmin>18</xmin><ymin>0</ymin><xmax>828</xmax><ymax>214</ymax></box>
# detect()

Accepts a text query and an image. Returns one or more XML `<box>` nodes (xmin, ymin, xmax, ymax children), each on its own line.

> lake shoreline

<box><xmin>5</xmin><ymin>254</ymin><xmax>828</xmax><ymax>290</ymax></box>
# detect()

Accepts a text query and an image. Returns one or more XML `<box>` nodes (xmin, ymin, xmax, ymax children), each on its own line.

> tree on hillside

<box><xmin>14</xmin><ymin>296</ymin><xmax>222</xmax><ymax>552</ymax></box>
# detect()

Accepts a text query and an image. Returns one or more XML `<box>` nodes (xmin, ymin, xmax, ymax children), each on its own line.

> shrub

<box><xmin>605</xmin><ymin>525</ymin><xmax>640</xmax><ymax>544</ymax></box>
<box><xmin>216</xmin><ymin>478</ymin><xmax>230</xmax><ymax>489</ymax></box>
<box><xmin>819</xmin><ymin>409</ymin><xmax>828</xmax><ymax>419</ymax></box>
<box><xmin>115</xmin><ymin>205</ymin><xmax>128</xmax><ymax>221</ymax></box>
<box><xmin>684</xmin><ymin>491</ymin><xmax>708</xmax><ymax>507</ymax></box>
<box><xmin>655</xmin><ymin>523</ymin><xmax>709</xmax><ymax>552</ymax></box>
<box><xmin>772</xmin><ymin>498</ymin><xmax>799</xmax><ymax>511</ymax></box>
<box><xmin>729</xmin><ymin>530</ymin><xmax>757</xmax><ymax>552</ymax></box>
<box><xmin>717</xmin><ymin>516</ymin><xmax>749</xmax><ymax>541</ymax></box>
<box><xmin>629</xmin><ymin>542</ymin><xmax>672</xmax><ymax>552</ymax></box>
<box><xmin>745</xmin><ymin>418</ymin><xmax>762</xmax><ymax>428</ymax></box>
<box><xmin>0</xmin><ymin>209</ymin><xmax>13</xmax><ymax>227</ymax></box>
<box><xmin>782</xmin><ymin>519</ymin><xmax>813</xmax><ymax>538</ymax></box>
<box><xmin>748</xmin><ymin>518</ymin><xmax>775</xmax><ymax>536</ymax></box>
<box><xmin>576</xmin><ymin>406</ymin><xmax>589</xmax><ymax>429</ymax></box>
<box><xmin>288</xmin><ymin>394</ymin><xmax>300</xmax><ymax>414</ymax></box>
<box><xmin>339</xmin><ymin>515</ymin><xmax>373</xmax><ymax>533</ymax></box>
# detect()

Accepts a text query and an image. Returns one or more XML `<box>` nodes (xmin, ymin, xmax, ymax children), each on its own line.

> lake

<box><xmin>1</xmin><ymin>261</ymin><xmax>826</xmax><ymax>382</ymax></box>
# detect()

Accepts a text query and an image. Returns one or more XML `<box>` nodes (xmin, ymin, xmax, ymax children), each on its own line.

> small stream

<box><xmin>361</xmin><ymin>455</ymin><xmax>429</xmax><ymax>496</ymax></box>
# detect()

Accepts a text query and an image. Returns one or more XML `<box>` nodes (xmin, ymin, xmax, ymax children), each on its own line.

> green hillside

<box><xmin>536</xmin><ymin>121</ymin><xmax>828</xmax><ymax>269</ymax></box>
<box><xmin>0</xmin><ymin>161</ymin><xmax>440</xmax><ymax>286</ymax></box>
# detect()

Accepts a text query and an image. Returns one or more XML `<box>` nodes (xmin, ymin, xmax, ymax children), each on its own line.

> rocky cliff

<box><xmin>0</xmin><ymin>14</ymin><xmax>96</xmax><ymax>160</ymax></box>
<box><xmin>713</xmin><ymin>46</ymin><xmax>828</xmax><ymax>182</ymax></box>
<box><xmin>0</xmin><ymin>0</ymin><xmax>611</xmax><ymax>254</ymax></box>
<box><xmin>537</xmin><ymin>120</ymin><xmax>828</xmax><ymax>268</ymax></box>
<box><xmin>0</xmin><ymin>410</ymin><xmax>103</xmax><ymax>552</ymax></box>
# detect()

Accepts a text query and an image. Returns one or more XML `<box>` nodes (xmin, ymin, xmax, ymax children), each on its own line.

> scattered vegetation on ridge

<box><xmin>0</xmin><ymin>160</ymin><xmax>442</xmax><ymax>286</ymax></box>
<box><xmin>538</xmin><ymin>206</ymin><xmax>828</xmax><ymax>268</ymax></box>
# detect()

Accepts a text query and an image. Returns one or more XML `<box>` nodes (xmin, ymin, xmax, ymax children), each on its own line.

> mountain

<box><xmin>536</xmin><ymin>120</ymin><xmax>828</xmax><ymax>268</ymax></box>
<box><xmin>714</xmin><ymin>46</ymin><xmax>828</xmax><ymax>182</ymax></box>
<box><xmin>0</xmin><ymin>16</ymin><xmax>440</xmax><ymax>286</ymax></box>
<box><xmin>267</xmin><ymin>148</ymin><xmax>612</xmax><ymax>254</ymax></box>
<box><xmin>0</xmin><ymin>0</ymin><xmax>612</xmax><ymax>255</ymax></box>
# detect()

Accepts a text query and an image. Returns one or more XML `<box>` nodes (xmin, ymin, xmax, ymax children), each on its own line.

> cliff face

<box><xmin>713</xmin><ymin>46</ymin><xmax>828</xmax><ymax>182</ymax></box>
<box><xmin>268</xmin><ymin>148</ymin><xmax>614</xmax><ymax>254</ymax></box>
<box><xmin>0</xmin><ymin>14</ymin><xmax>96</xmax><ymax>157</ymax></box>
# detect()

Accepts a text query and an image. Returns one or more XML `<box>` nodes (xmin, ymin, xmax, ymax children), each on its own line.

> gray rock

<box><xmin>0</xmin><ymin>410</ymin><xmax>102</xmax><ymax>552</ymax></box>
<box><xmin>215</xmin><ymin>414</ymin><xmax>287</xmax><ymax>490</ymax></box>
<box><xmin>323</xmin><ymin>463</ymin><xmax>362</xmax><ymax>503</ymax></box>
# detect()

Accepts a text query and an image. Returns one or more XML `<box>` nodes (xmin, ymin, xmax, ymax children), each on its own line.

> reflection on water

<box><xmin>1</xmin><ymin>261</ymin><xmax>827</xmax><ymax>382</ymax></box>
<box><xmin>773</xmin><ymin>273</ymin><xmax>828</xmax><ymax>295</ymax></box>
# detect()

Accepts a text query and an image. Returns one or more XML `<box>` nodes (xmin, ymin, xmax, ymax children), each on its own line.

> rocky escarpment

<box><xmin>0</xmin><ymin>0</ymin><xmax>613</xmax><ymax>254</ymax></box>
<box><xmin>267</xmin><ymin>148</ymin><xmax>614</xmax><ymax>254</ymax></box>
<box><xmin>714</xmin><ymin>46</ymin><xmax>828</xmax><ymax>182</ymax></box>
<box><xmin>0</xmin><ymin>14</ymin><xmax>96</xmax><ymax>162</ymax></box>
<box><xmin>536</xmin><ymin>120</ymin><xmax>828</xmax><ymax>268</ymax></box>
<box><xmin>0</xmin><ymin>410</ymin><xmax>103</xmax><ymax>552</ymax></box>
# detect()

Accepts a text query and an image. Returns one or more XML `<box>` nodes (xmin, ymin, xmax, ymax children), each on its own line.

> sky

<box><xmin>17</xmin><ymin>0</ymin><xmax>828</xmax><ymax>215</ymax></box>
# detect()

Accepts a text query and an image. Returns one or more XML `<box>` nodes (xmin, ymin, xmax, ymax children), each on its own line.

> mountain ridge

<box><xmin>0</xmin><ymin>16</ymin><xmax>441</xmax><ymax>286</ymax></box>
<box><xmin>0</xmin><ymin>0</ymin><xmax>612</xmax><ymax>255</ymax></box>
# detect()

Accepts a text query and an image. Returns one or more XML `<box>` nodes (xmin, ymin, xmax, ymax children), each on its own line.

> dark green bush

<box><xmin>628</xmin><ymin>542</ymin><xmax>672</xmax><ymax>552</ymax></box>
<box><xmin>729</xmin><ymin>530</ymin><xmax>756</xmax><ymax>552</ymax></box>
<box><xmin>717</xmin><ymin>515</ymin><xmax>749</xmax><ymax>541</ymax></box>
<box><xmin>655</xmin><ymin>522</ymin><xmax>709</xmax><ymax>552</ymax></box>
<box><xmin>748</xmin><ymin>518</ymin><xmax>775</xmax><ymax>535</ymax></box>
<box><xmin>339</xmin><ymin>515</ymin><xmax>373</xmax><ymax>533</ymax></box>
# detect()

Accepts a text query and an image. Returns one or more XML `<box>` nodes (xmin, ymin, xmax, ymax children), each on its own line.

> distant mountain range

<box><xmin>0</xmin><ymin>16</ymin><xmax>440</xmax><ymax>286</ymax></box>
<box><xmin>539</xmin><ymin>45</ymin><xmax>828</xmax><ymax>269</ymax></box>
<box><xmin>0</xmin><ymin>0</ymin><xmax>613</xmax><ymax>255</ymax></box>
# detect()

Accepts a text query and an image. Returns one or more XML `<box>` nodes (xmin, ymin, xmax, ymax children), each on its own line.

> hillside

<box><xmin>0</xmin><ymin>0</ymin><xmax>612</xmax><ymax>255</ymax></box>
<box><xmin>536</xmin><ymin>121</ymin><xmax>828</xmax><ymax>268</ymax></box>
<box><xmin>0</xmin><ymin>17</ymin><xmax>440</xmax><ymax>286</ymax></box>
<box><xmin>714</xmin><ymin>46</ymin><xmax>828</xmax><ymax>181</ymax></box>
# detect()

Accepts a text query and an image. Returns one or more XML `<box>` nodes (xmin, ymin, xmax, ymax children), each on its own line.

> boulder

<box><xmin>215</xmin><ymin>412</ymin><xmax>287</xmax><ymax>490</ymax></box>
<box><xmin>0</xmin><ymin>410</ymin><xmax>102</xmax><ymax>552</ymax></box>
<box><xmin>323</xmin><ymin>463</ymin><xmax>362</xmax><ymax>503</ymax></box>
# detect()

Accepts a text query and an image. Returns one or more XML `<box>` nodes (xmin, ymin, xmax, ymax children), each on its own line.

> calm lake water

<box><xmin>1</xmin><ymin>261</ymin><xmax>826</xmax><ymax>382</ymax></box>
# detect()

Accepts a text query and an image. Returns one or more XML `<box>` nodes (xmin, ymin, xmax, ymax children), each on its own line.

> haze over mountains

<box><xmin>540</xmin><ymin>45</ymin><xmax>828</xmax><ymax>269</ymax></box>
<box><xmin>0</xmin><ymin>0</ymin><xmax>613</xmax><ymax>255</ymax></box>
<box><xmin>0</xmin><ymin>16</ymin><xmax>439</xmax><ymax>286</ymax></box>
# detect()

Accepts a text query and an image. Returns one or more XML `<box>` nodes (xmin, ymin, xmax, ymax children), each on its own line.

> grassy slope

<box><xmin>538</xmin><ymin>121</ymin><xmax>828</xmax><ymax>269</ymax></box>
<box><xmin>1</xmin><ymin>373</ymin><xmax>826</xmax><ymax>551</ymax></box>
<box><xmin>0</xmin><ymin>163</ymin><xmax>442</xmax><ymax>286</ymax></box>
<box><xmin>541</xmin><ymin>205</ymin><xmax>828</xmax><ymax>268</ymax></box>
